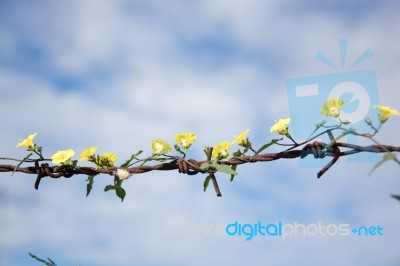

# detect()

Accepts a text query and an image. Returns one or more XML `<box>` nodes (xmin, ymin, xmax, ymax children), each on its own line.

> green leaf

<box><xmin>105</xmin><ymin>179</ymin><xmax>127</xmax><ymax>202</ymax></box>
<box><xmin>104</xmin><ymin>185</ymin><xmax>115</xmax><ymax>192</ymax></box>
<box><xmin>86</xmin><ymin>175</ymin><xmax>95</xmax><ymax>197</ymax></box>
<box><xmin>230</xmin><ymin>165</ymin><xmax>238</xmax><ymax>182</ymax></box>
<box><xmin>12</xmin><ymin>153</ymin><xmax>32</xmax><ymax>176</ymax></box>
<box><xmin>233</xmin><ymin>149</ymin><xmax>243</xmax><ymax>157</ymax></box>
<box><xmin>369</xmin><ymin>153</ymin><xmax>397</xmax><ymax>176</ymax></box>
<box><xmin>306</xmin><ymin>121</ymin><xmax>327</xmax><ymax>140</ymax></box>
<box><xmin>70</xmin><ymin>160</ymin><xmax>78</xmax><ymax>168</ymax></box>
<box><xmin>120</xmin><ymin>150</ymin><xmax>143</xmax><ymax>167</ymax></box>
<box><xmin>37</xmin><ymin>146</ymin><xmax>43</xmax><ymax>154</ymax></box>
<box><xmin>203</xmin><ymin>175</ymin><xmax>211</xmax><ymax>192</ymax></box>
<box><xmin>391</xmin><ymin>195</ymin><xmax>400</xmax><ymax>202</ymax></box>
<box><xmin>200</xmin><ymin>162</ymin><xmax>211</xmax><ymax>171</ymax></box>
<box><xmin>115</xmin><ymin>186</ymin><xmax>126</xmax><ymax>202</ymax></box>
<box><xmin>342</xmin><ymin>127</ymin><xmax>356</xmax><ymax>135</ymax></box>
<box><xmin>28</xmin><ymin>253</ymin><xmax>57</xmax><ymax>266</ymax></box>
<box><xmin>253</xmin><ymin>139</ymin><xmax>279</xmax><ymax>156</ymax></box>
<box><xmin>47</xmin><ymin>258</ymin><xmax>57</xmax><ymax>266</ymax></box>
<box><xmin>315</xmin><ymin>120</ymin><xmax>327</xmax><ymax>129</ymax></box>
<box><xmin>214</xmin><ymin>163</ymin><xmax>238</xmax><ymax>176</ymax></box>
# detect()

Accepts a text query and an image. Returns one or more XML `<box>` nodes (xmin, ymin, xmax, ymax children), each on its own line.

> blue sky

<box><xmin>1</xmin><ymin>0</ymin><xmax>400</xmax><ymax>265</ymax></box>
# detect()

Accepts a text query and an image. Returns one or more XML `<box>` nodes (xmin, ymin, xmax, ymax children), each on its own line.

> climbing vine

<box><xmin>1</xmin><ymin>99</ymin><xmax>399</xmax><ymax>201</ymax></box>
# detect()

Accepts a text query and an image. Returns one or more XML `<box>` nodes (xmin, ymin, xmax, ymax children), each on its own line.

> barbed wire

<box><xmin>1</xmin><ymin>142</ymin><xmax>399</xmax><ymax>197</ymax></box>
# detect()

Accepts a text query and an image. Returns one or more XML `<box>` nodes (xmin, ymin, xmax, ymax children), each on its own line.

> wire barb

<box><xmin>1</xmin><ymin>142</ymin><xmax>400</xmax><ymax>195</ymax></box>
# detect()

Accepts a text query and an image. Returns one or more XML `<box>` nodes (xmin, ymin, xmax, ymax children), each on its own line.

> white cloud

<box><xmin>1</xmin><ymin>0</ymin><xmax>400</xmax><ymax>265</ymax></box>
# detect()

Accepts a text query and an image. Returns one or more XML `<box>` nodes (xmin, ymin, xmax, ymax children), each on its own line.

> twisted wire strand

<box><xmin>1</xmin><ymin>143</ymin><xmax>399</xmax><ymax>176</ymax></box>
<box><xmin>1</xmin><ymin>143</ymin><xmax>399</xmax><ymax>196</ymax></box>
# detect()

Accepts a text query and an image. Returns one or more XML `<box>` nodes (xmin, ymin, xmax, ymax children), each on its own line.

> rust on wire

<box><xmin>1</xmin><ymin>143</ymin><xmax>400</xmax><ymax>195</ymax></box>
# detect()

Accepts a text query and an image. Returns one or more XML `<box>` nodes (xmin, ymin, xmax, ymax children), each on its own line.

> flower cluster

<box><xmin>16</xmin><ymin>134</ymin><xmax>118</xmax><ymax>167</ymax></box>
<box><xmin>79</xmin><ymin>147</ymin><xmax>117</xmax><ymax>167</ymax></box>
<box><xmin>150</xmin><ymin>132</ymin><xmax>197</xmax><ymax>156</ymax></box>
<box><xmin>319</xmin><ymin>99</ymin><xmax>400</xmax><ymax>125</ymax></box>
<box><xmin>13</xmin><ymin>98</ymin><xmax>399</xmax><ymax>200</ymax></box>
<box><xmin>15</xmin><ymin>100</ymin><xmax>399</xmax><ymax>168</ymax></box>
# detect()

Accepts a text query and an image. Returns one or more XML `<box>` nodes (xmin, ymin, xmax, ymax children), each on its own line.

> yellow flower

<box><xmin>175</xmin><ymin>132</ymin><xmax>197</xmax><ymax>149</ymax></box>
<box><xmin>232</xmin><ymin>129</ymin><xmax>250</xmax><ymax>146</ymax></box>
<box><xmin>16</xmin><ymin>132</ymin><xmax>37</xmax><ymax>150</ymax></box>
<box><xmin>321</xmin><ymin>98</ymin><xmax>344</xmax><ymax>118</ymax></box>
<box><xmin>151</xmin><ymin>139</ymin><xmax>172</xmax><ymax>154</ymax></box>
<box><xmin>80</xmin><ymin>146</ymin><xmax>97</xmax><ymax>161</ymax></box>
<box><xmin>373</xmin><ymin>105</ymin><xmax>400</xmax><ymax>123</ymax></box>
<box><xmin>51</xmin><ymin>149</ymin><xmax>75</xmax><ymax>164</ymax></box>
<box><xmin>99</xmin><ymin>152</ymin><xmax>117</xmax><ymax>167</ymax></box>
<box><xmin>212</xmin><ymin>141</ymin><xmax>231</xmax><ymax>159</ymax></box>
<box><xmin>270</xmin><ymin>118</ymin><xmax>291</xmax><ymax>135</ymax></box>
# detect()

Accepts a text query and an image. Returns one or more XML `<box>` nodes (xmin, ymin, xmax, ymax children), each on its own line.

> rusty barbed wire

<box><xmin>1</xmin><ymin>142</ymin><xmax>399</xmax><ymax>196</ymax></box>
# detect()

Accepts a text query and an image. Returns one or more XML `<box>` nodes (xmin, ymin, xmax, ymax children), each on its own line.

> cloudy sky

<box><xmin>1</xmin><ymin>0</ymin><xmax>400</xmax><ymax>265</ymax></box>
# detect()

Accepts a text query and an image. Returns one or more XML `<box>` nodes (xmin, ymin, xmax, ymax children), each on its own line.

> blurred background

<box><xmin>1</xmin><ymin>0</ymin><xmax>400</xmax><ymax>265</ymax></box>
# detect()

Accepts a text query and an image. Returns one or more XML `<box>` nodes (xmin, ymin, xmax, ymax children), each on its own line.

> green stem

<box><xmin>285</xmin><ymin>133</ymin><xmax>298</xmax><ymax>145</ymax></box>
